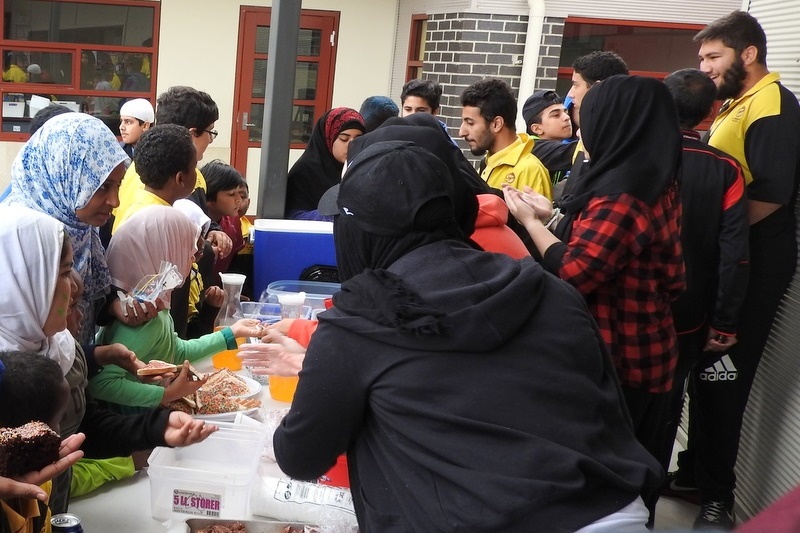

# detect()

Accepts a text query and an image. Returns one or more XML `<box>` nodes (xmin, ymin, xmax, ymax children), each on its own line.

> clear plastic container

<box><xmin>147</xmin><ymin>420</ymin><xmax>268</xmax><ymax>521</ymax></box>
<box><xmin>240</xmin><ymin>302</ymin><xmax>311</xmax><ymax>322</ymax></box>
<box><xmin>262</xmin><ymin>280</ymin><xmax>340</xmax><ymax>311</ymax></box>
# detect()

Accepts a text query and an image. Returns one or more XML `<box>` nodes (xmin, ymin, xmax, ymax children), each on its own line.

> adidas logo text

<box><xmin>699</xmin><ymin>354</ymin><xmax>739</xmax><ymax>382</ymax></box>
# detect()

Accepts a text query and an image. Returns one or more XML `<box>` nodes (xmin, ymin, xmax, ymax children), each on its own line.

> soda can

<box><xmin>51</xmin><ymin>513</ymin><xmax>84</xmax><ymax>532</ymax></box>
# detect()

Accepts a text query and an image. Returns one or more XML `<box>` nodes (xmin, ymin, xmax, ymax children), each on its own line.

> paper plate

<box><xmin>236</xmin><ymin>375</ymin><xmax>262</xmax><ymax>399</ymax></box>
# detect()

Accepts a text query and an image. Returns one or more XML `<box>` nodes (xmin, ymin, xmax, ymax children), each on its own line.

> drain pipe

<box><xmin>517</xmin><ymin>0</ymin><xmax>546</xmax><ymax>133</ymax></box>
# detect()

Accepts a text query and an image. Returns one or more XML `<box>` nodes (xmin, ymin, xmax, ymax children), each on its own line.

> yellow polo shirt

<box><xmin>112</xmin><ymin>188</ymin><xmax>170</xmax><ymax>233</ymax></box>
<box><xmin>482</xmin><ymin>133</ymin><xmax>552</xmax><ymax>199</ymax></box>
<box><xmin>707</xmin><ymin>72</ymin><xmax>782</xmax><ymax>186</ymax></box>
<box><xmin>115</xmin><ymin>163</ymin><xmax>206</xmax><ymax>221</ymax></box>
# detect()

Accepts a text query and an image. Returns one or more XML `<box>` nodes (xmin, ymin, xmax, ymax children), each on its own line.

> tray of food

<box><xmin>186</xmin><ymin>519</ymin><xmax>318</xmax><ymax>533</ymax></box>
<box><xmin>168</xmin><ymin>368</ymin><xmax>263</xmax><ymax>420</ymax></box>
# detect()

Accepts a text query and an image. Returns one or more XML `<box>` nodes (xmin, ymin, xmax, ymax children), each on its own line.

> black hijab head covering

<box><xmin>284</xmin><ymin>107</ymin><xmax>365</xmax><ymax>215</ymax></box>
<box><xmin>332</xmin><ymin>141</ymin><xmax>463</xmax><ymax>334</ymax></box>
<box><xmin>557</xmin><ymin>75</ymin><xmax>682</xmax><ymax>239</ymax></box>
<box><xmin>346</xmin><ymin>112</ymin><xmax>488</xmax><ymax>238</ymax></box>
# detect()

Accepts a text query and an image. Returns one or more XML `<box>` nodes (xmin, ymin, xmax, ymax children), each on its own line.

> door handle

<box><xmin>241</xmin><ymin>112</ymin><xmax>256</xmax><ymax>129</ymax></box>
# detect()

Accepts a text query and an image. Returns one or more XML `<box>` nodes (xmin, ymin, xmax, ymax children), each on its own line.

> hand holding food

<box><xmin>137</xmin><ymin>359</ymin><xmax>179</xmax><ymax>377</ymax></box>
<box><xmin>0</xmin><ymin>432</ymin><xmax>85</xmax><ymax>501</ymax></box>
<box><xmin>229</xmin><ymin>318</ymin><xmax>268</xmax><ymax>339</ymax></box>
<box><xmin>161</xmin><ymin>362</ymin><xmax>207</xmax><ymax>406</ymax></box>
<box><xmin>167</xmin><ymin>368</ymin><xmax>262</xmax><ymax>415</ymax></box>
<box><xmin>112</xmin><ymin>294</ymin><xmax>165</xmax><ymax>327</ymax></box>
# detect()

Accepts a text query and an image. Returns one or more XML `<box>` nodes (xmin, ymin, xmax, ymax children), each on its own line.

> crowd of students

<box><xmin>0</xmin><ymin>87</ymin><xmax>264</xmax><ymax>530</ymax></box>
<box><xmin>268</xmin><ymin>9</ymin><xmax>800</xmax><ymax>533</ymax></box>
<box><xmin>2</xmin><ymin>8</ymin><xmax>799</xmax><ymax>533</ymax></box>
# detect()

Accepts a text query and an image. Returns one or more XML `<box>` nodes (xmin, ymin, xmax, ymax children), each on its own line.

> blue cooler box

<box><xmin>253</xmin><ymin>219</ymin><xmax>336</xmax><ymax>299</ymax></box>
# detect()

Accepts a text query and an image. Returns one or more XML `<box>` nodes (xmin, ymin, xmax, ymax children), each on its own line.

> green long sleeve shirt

<box><xmin>88</xmin><ymin>309</ymin><xmax>236</xmax><ymax>408</ymax></box>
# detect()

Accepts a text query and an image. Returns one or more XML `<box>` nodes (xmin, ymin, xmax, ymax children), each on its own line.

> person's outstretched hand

<box><xmin>229</xmin><ymin>318</ymin><xmax>269</xmax><ymax>339</ymax></box>
<box><xmin>2</xmin><ymin>433</ymin><xmax>86</xmax><ymax>501</ymax></box>
<box><xmin>238</xmin><ymin>330</ymin><xmax>306</xmax><ymax>377</ymax></box>
<box><xmin>163</xmin><ymin>412</ymin><xmax>217</xmax><ymax>447</ymax></box>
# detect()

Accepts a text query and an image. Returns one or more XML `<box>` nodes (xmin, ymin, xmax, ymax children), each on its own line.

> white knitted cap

<box><xmin>119</xmin><ymin>98</ymin><xmax>154</xmax><ymax>123</ymax></box>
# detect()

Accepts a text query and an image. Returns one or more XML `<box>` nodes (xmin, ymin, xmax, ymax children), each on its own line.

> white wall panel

<box><xmin>728</xmin><ymin>0</ymin><xmax>800</xmax><ymax>521</ymax></box>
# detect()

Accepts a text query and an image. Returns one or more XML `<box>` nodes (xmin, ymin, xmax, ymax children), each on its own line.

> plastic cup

<box><xmin>278</xmin><ymin>291</ymin><xmax>306</xmax><ymax>319</ymax></box>
<box><xmin>268</xmin><ymin>375</ymin><xmax>299</xmax><ymax>402</ymax></box>
<box><xmin>211</xmin><ymin>327</ymin><xmax>244</xmax><ymax>370</ymax></box>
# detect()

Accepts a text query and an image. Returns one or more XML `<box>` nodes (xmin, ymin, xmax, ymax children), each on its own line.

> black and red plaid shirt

<box><xmin>543</xmin><ymin>191</ymin><xmax>685</xmax><ymax>392</ymax></box>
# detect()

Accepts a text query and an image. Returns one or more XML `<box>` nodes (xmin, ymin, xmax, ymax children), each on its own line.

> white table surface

<box><xmin>70</xmin><ymin>362</ymin><xmax>290</xmax><ymax>532</ymax></box>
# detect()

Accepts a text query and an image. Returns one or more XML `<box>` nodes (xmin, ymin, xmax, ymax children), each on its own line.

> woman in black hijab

<box><xmin>503</xmin><ymin>75</ymin><xmax>685</xmax><ymax>523</ymax></box>
<box><xmin>284</xmin><ymin>107</ymin><xmax>365</xmax><ymax>220</ymax></box>
<box><xmin>346</xmin><ymin>112</ymin><xmax>488</xmax><ymax>239</ymax></box>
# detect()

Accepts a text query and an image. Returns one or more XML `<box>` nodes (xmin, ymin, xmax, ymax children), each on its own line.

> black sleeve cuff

<box><xmin>541</xmin><ymin>241</ymin><xmax>568</xmax><ymax>275</ymax></box>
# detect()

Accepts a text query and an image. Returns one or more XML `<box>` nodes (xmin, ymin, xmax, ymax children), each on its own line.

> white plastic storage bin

<box><xmin>2</xmin><ymin>101</ymin><xmax>24</xmax><ymax>118</ymax></box>
<box><xmin>147</xmin><ymin>420</ymin><xmax>267</xmax><ymax>521</ymax></box>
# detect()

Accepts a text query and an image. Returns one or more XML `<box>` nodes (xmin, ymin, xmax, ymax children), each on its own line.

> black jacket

<box><xmin>274</xmin><ymin>240</ymin><xmax>661</xmax><ymax>532</ymax></box>
<box><xmin>671</xmin><ymin>132</ymin><xmax>749</xmax><ymax>335</ymax></box>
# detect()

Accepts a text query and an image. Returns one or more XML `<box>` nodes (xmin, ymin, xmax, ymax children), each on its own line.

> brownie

<box><xmin>0</xmin><ymin>421</ymin><xmax>61</xmax><ymax>477</ymax></box>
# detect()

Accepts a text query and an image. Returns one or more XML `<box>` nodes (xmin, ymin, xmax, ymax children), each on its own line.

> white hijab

<box><xmin>106</xmin><ymin>205</ymin><xmax>200</xmax><ymax>309</ymax></box>
<box><xmin>174</xmin><ymin>199</ymin><xmax>211</xmax><ymax>237</ymax></box>
<box><xmin>0</xmin><ymin>205</ymin><xmax>76</xmax><ymax>374</ymax></box>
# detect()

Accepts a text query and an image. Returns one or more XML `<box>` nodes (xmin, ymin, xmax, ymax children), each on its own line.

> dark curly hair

<box><xmin>134</xmin><ymin>124</ymin><xmax>196</xmax><ymax>188</ymax></box>
<box><xmin>0</xmin><ymin>351</ymin><xmax>64</xmax><ymax>428</ymax></box>
<box><xmin>460</xmin><ymin>78</ymin><xmax>517</xmax><ymax>132</ymax></box>
<box><xmin>695</xmin><ymin>10</ymin><xmax>767</xmax><ymax>66</ymax></box>
<box><xmin>401</xmin><ymin>79</ymin><xmax>443</xmax><ymax>113</ymax></box>
<box><xmin>572</xmin><ymin>51</ymin><xmax>629</xmax><ymax>85</ymax></box>
<box><xmin>155</xmin><ymin>86</ymin><xmax>219</xmax><ymax>132</ymax></box>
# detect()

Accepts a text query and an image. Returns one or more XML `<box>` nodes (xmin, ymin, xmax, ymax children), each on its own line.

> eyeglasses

<box><xmin>204</xmin><ymin>129</ymin><xmax>218</xmax><ymax>141</ymax></box>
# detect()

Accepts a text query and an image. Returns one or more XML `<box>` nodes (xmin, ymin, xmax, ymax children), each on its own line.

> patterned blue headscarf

<box><xmin>3</xmin><ymin>113</ymin><xmax>129</xmax><ymax>304</ymax></box>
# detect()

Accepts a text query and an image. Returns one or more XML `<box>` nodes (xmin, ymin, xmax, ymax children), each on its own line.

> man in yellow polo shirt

<box><xmin>664</xmin><ymin>11</ymin><xmax>800</xmax><ymax>530</ymax></box>
<box><xmin>459</xmin><ymin>78</ymin><xmax>551</xmax><ymax>199</ymax></box>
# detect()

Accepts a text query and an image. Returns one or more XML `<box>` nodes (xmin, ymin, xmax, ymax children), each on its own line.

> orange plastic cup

<box><xmin>269</xmin><ymin>375</ymin><xmax>299</xmax><ymax>402</ymax></box>
<box><xmin>212</xmin><ymin>328</ymin><xmax>244</xmax><ymax>370</ymax></box>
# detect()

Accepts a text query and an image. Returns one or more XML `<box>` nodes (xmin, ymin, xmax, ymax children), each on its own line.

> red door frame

<box><xmin>230</xmin><ymin>6</ymin><xmax>338</xmax><ymax>174</ymax></box>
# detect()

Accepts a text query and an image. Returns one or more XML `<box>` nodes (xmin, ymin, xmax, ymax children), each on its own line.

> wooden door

<box><xmin>231</xmin><ymin>7</ymin><xmax>338</xmax><ymax>183</ymax></box>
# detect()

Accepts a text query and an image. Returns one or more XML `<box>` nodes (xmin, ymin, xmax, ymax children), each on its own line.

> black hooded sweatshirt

<box><xmin>274</xmin><ymin>240</ymin><xmax>662</xmax><ymax>533</ymax></box>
